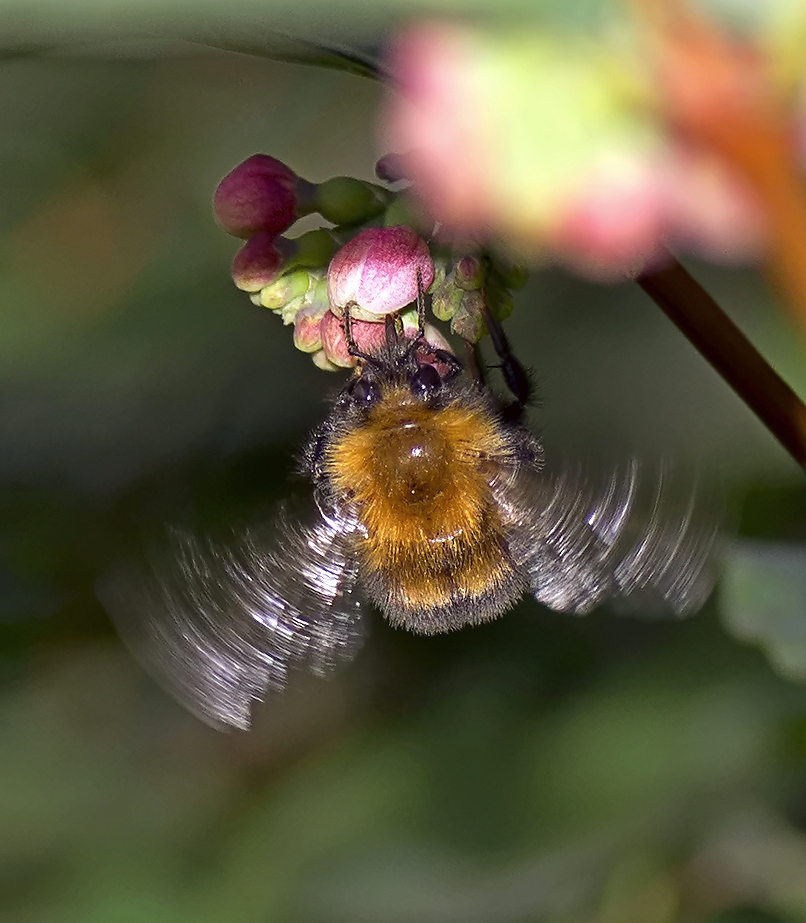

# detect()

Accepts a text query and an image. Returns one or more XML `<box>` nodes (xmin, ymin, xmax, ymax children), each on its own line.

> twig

<box><xmin>636</xmin><ymin>253</ymin><xmax>806</xmax><ymax>472</ymax></box>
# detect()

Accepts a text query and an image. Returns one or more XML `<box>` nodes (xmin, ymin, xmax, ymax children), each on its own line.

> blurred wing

<box><xmin>97</xmin><ymin>507</ymin><xmax>365</xmax><ymax>730</ymax></box>
<box><xmin>499</xmin><ymin>458</ymin><xmax>721</xmax><ymax>617</ymax></box>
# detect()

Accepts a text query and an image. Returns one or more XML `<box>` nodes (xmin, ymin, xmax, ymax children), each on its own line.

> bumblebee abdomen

<box><xmin>360</xmin><ymin>528</ymin><xmax>524</xmax><ymax>634</ymax></box>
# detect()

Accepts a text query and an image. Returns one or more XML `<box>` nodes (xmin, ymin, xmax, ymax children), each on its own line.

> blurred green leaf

<box><xmin>705</xmin><ymin>907</ymin><xmax>790</xmax><ymax>923</ymax></box>
<box><xmin>720</xmin><ymin>541</ymin><xmax>806</xmax><ymax>681</ymax></box>
<box><xmin>0</xmin><ymin>0</ymin><xmax>615</xmax><ymax>58</ymax></box>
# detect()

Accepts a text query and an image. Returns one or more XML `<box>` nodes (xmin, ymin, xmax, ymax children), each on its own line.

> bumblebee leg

<box><xmin>464</xmin><ymin>340</ymin><xmax>484</xmax><ymax>387</ymax></box>
<box><xmin>482</xmin><ymin>300</ymin><xmax>533</xmax><ymax>410</ymax></box>
<box><xmin>344</xmin><ymin>304</ymin><xmax>380</xmax><ymax>365</ymax></box>
<box><xmin>384</xmin><ymin>313</ymin><xmax>400</xmax><ymax>351</ymax></box>
<box><xmin>415</xmin><ymin>267</ymin><xmax>426</xmax><ymax>339</ymax></box>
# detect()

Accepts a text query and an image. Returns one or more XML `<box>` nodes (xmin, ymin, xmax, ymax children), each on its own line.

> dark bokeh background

<box><xmin>1</xmin><ymin>45</ymin><xmax>806</xmax><ymax>923</ymax></box>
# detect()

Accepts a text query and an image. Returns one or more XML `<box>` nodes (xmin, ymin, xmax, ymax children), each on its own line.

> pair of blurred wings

<box><xmin>100</xmin><ymin>459</ymin><xmax>720</xmax><ymax>730</ymax></box>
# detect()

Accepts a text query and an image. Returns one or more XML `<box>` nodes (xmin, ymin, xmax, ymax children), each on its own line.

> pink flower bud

<box><xmin>375</xmin><ymin>153</ymin><xmax>409</xmax><ymax>184</ymax></box>
<box><xmin>231</xmin><ymin>232</ymin><xmax>294</xmax><ymax>292</ymax></box>
<box><xmin>451</xmin><ymin>290</ymin><xmax>485</xmax><ymax>342</ymax></box>
<box><xmin>454</xmin><ymin>255</ymin><xmax>484</xmax><ymax>290</ymax></box>
<box><xmin>312</xmin><ymin>349</ymin><xmax>340</xmax><ymax>371</ymax></box>
<box><xmin>293</xmin><ymin>295</ymin><xmax>330</xmax><ymax>353</ymax></box>
<box><xmin>327</xmin><ymin>226</ymin><xmax>435</xmax><ymax>322</ymax></box>
<box><xmin>320</xmin><ymin>309</ymin><xmax>388</xmax><ymax>368</ymax></box>
<box><xmin>214</xmin><ymin>154</ymin><xmax>312</xmax><ymax>239</ymax></box>
<box><xmin>293</xmin><ymin>312</ymin><xmax>324</xmax><ymax>353</ymax></box>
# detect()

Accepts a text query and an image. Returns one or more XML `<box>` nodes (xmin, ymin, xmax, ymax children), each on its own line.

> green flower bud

<box><xmin>257</xmin><ymin>268</ymin><xmax>313</xmax><ymax>312</ymax></box>
<box><xmin>283</xmin><ymin>228</ymin><xmax>337</xmax><ymax>272</ymax></box>
<box><xmin>431</xmin><ymin>278</ymin><xmax>464</xmax><ymax>321</ymax></box>
<box><xmin>484</xmin><ymin>273</ymin><xmax>515</xmax><ymax>322</ymax></box>
<box><xmin>492</xmin><ymin>257</ymin><xmax>529</xmax><ymax>290</ymax></box>
<box><xmin>454</xmin><ymin>255</ymin><xmax>485</xmax><ymax>291</ymax></box>
<box><xmin>277</xmin><ymin>294</ymin><xmax>305</xmax><ymax>326</ymax></box>
<box><xmin>315</xmin><ymin>176</ymin><xmax>388</xmax><ymax>226</ymax></box>
<box><xmin>383</xmin><ymin>193</ymin><xmax>435</xmax><ymax>238</ymax></box>
<box><xmin>451</xmin><ymin>290</ymin><xmax>485</xmax><ymax>342</ymax></box>
<box><xmin>489</xmin><ymin>289</ymin><xmax>514</xmax><ymax>322</ymax></box>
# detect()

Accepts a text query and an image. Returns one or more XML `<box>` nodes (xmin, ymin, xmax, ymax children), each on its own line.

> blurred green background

<box><xmin>1</xmin><ymin>25</ymin><xmax>806</xmax><ymax>923</ymax></box>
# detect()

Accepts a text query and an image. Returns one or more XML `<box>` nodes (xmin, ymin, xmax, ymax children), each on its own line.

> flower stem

<box><xmin>636</xmin><ymin>254</ymin><xmax>806</xmax><ymax>472</ymax></box>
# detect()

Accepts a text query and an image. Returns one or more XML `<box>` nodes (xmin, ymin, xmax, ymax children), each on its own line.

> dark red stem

<box><xmin>636</xmin><ymin>253</ymin><xmax>806</xmax><ymax>472</ymax></box>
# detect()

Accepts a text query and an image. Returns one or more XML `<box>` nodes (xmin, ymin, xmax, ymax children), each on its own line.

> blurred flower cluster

<box><xmin>214</xmin><ymin>154</ymin><xmax>527</xmax><ymax>368</ymax></box>
<box><xmin>379</xmin><ymin>2</ymin><xmax>806</xmax><ymax>304</ymax></box>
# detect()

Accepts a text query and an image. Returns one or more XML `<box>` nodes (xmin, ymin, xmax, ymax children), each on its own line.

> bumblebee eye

<box><xmin>351</xmin><ymin>377</ymin><xmax>381</xmax><ymax>406</ymax></box>
<box><xmin>410</xmin><ymin>363</ymin><xmax>442</xmax><ymax>400</ymax></box>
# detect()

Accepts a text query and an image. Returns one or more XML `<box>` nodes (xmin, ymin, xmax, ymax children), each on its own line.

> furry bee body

<box><xmin>308</xmin><ymin>341</ymin><xmax>535</xmax><ymax>633</ymax></box>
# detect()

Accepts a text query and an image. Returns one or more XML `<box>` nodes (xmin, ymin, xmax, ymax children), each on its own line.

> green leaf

<box><xmin>720</xmin><ymin>540</ymin><xmax>806</xmax><ymax>681</ymax></box>
<box><xmin>0</xmin><ymin>0</ymin><xmax>616</xmax><ymax>60</ymax></box>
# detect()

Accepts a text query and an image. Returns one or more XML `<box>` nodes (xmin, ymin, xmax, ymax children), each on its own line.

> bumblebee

<box><xmin>102</xmin><ymin>288</ymin><xmax>719</xmax><ymax>730</ymax></box>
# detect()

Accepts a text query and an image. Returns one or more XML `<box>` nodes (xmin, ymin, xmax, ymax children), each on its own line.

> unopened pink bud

<box><xmin>375</xmin><ymin>153</ymin><xmax>409</xmax><ymax>184</ymax></box>
<box><xmin>454</xmin><ymin>256</ymin><xmax>484</xmax><ymax>290</ymax></box>
<box><xmin>231</xmin><ymin>232</ymin><xmax>294</xmax><ymax>292</ymax></box>
<box><xmin>214</xmin><ymin>154</ymin><xmax>312</xmax><ymax>239</ymax></box>
<box><xmin>320</xmin><ymin>309</ymin><xmax>388</xmax><ymax>367</ymax></box>
<box><xmin>327</xmin><ymin>225</ymin><xmax>434</xmax><ymax>321</ymax></box>
<box><xmin>293</xmin><ymin>295</ymin><xmax>330</xmax><ymax>353</ymax></box>
<box><xmin>311</xmin><ymin>349</ymin><xmax>340</xmax><ymax>372</ymax></box>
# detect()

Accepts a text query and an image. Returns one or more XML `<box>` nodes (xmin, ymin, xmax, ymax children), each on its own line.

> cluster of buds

<box><xmin>213</xmin><ymin>153</ymin><xmax>527</xmax><ymax>369</ymax></box>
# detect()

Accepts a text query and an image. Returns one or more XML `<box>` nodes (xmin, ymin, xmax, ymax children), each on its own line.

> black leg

<box><xmin>482</xmin><ymin>300</ymin><xmax>533</xmax><ymax>410</ymax></box>
<box><xmin>401</xmin><ymin>268</ymin><xmax>432</xmax><ymax>365</ymax></box>
<box><xmin>415</xmin><ymin>267</ymin><xmax>426</xmax><ymax>339</ymax></box>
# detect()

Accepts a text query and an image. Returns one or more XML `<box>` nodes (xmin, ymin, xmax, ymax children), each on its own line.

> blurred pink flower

<box><xmin>381</xmin><ymin>21</ymin><xmax>768</xmax><ymax>280</ymax></box>
<box><xmin>546</xmin><ymin>148</ymin><xmax>766</xmax><ymax>279</ymax></box>
<box><xmin>327</xmin><ymin>225</ymin><xmax>434</xmax><ymax>321</ymax></box>
<box><xmin>384</xmin><ymin>25</ymin><xmax>496</xmax><ymax>232</ymax></box>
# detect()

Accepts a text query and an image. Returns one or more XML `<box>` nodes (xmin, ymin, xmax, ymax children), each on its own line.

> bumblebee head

<box><xmin>345</xmin><ymin>340</ymin><xmax>459</xmax><ymax>406</ymax></box>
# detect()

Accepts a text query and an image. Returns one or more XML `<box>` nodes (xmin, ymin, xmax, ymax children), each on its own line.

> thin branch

<box><xmin>636</xmin><ymin>253</ymin><xmax>806</xmax><ymax>472</ymax></box>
